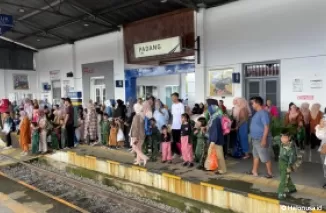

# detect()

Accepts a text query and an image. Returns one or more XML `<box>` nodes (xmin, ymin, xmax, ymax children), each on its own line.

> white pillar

<box><xmin>195</xmin><ymin>9</ymin><xmax>206</xmax><ymax>103</ymax></box>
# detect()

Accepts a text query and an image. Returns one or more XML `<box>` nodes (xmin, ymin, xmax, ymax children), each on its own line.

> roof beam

<box><xmin>10</xmin><ymin>29</ymin><xmax>63</xmax><ymax>42</ymax></box>
<box><xmin>170</xmin><ymin>0</ymin><xmax>198</xmax><ymax>10</ymax></box>
<box><xmin>0</xmin><ymin>1</ymin><xmax>113</xmax><ymax>29</ymax></box>
<box><xmin>18</xmin><ymin>20</ymin><xmax>73</xmax><ymax>43</ymax></box>
<box><xmin>15</xmin><ymin>0</ymin><xmax>149</xmax><ymax>41</ymax></box>
<box><xmin>65</xmin><ymin>0</ymin><xmax>117</xmax><ymax>26</ymax></box>
<box><xmin>0</xmin><ymin>0</ymin><xmax>68</xmax><ymax>20</ymax></box>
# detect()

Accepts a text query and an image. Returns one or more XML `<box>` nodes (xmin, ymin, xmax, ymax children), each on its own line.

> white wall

<box><xmin>74</xmin><ymin>31</ymin><xmax>125</xmax><ymax>102</ymax></box>
<box><xmin>36</xmin><ymin>44</ymin><xmax>74</xmax><ymax>102</ymax></box>
<box><xmin>35</xmin><ymin>31</ymin><xmax>125</xmax><ymax>105</ymax></box>
<box><xmin>0</xmin><ymin>69</ymin><xmax>38</xmax><ymax>101</ymax></box>
<box><xmin>203</xmin><ymin>0</ymin><xmax>326</xmax><ymax>110</ymax></box>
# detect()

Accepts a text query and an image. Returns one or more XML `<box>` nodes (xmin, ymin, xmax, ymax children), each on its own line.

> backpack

<box><xmin>221</xmin><ymin>116</ymin><xmax>232</xmax><ymax>135</ymax></box>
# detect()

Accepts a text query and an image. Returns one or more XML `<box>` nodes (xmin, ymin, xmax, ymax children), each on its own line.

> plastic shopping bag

<box><xmin>117</xmin><ymin>128</ymin><xmax>125</xmax><ymax>142</ymax></box>
<box><xmin>208</xmin><ymin>146</ymin><xmax>218</xmax><ymax>171</ymax></box>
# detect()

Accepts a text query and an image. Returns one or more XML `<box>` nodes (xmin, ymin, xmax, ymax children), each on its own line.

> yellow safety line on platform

<box><xmin>0</xmin><ymin>192</ymin><xmax>35</xmax><ymax>213</ymax></box>
<box><xmin>200</xmin><ymin>182</ymin><xmax>224</xmax><ymax>191</ymax></box>
<box><xmin>131</xmin><ymin>166</ymin><xmax>147</xmax><ymax>171</ymax></box>
<box><xmin>248</xmin><ymin>193</ymin><xmax>279</xmax><ymax>205</ymax></box>
<box><xmin>312</xmin><ymin>210</ymin><xmax>326</xmax><ymax>213</ymax></box>
<box><xmin>162</xmin><ymin>173</ymin><xmax>181</xmax><ymax>180</ymax></box>
<box><xmin>107</xmin><ymin>160</ymin><xmax>120</xmax><ymax>165</ymax></box>
<box><xmin>0</xmin><ymin>172</ymin><xmax>89</xmax><ymax>213</ymax></box>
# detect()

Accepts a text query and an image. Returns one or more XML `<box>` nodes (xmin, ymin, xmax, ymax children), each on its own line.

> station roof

<box><xmin>0</xmin><ymin>0</ymin><xmax>236</xmax><ymax>50</ymax></box>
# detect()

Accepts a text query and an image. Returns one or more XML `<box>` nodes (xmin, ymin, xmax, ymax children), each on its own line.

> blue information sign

<box><xmin>0</xmin><ymin>14</ymin><xmax>13</xmax><ymax>35</ymax></box>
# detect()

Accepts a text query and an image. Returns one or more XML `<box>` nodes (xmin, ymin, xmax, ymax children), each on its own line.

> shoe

<box><xmin>143</xmin><ymin>158</ymin><xmax>148</xmax><ymax>167</ymax></box>
<box><xmin>22</xmin><ymin>152</ymin><xmax>28</xmax><ymax>156</ymax></box>
<box><xmin>172</xmin><ymin>154</ymin><xmax>178</xmax><ymax>159</ymax></box>
<box><xmin>4</xmin><ymin>146</ymin><xmax>12</xmax><ymax>150</ymax></box>
<box><xmin>278</xmin><ymin>193</ymin><xmax>286</xmax><ymax>199</ymax></box>
<box><xmin>188</xmin><ymin>162</ymin><xmax>194</xmax><ymax>168</ymax></box>
<box><xmin>289</xmin><ymin>189</ymin><xmax>297</xmax><ymax>194</ymax></box>
<box><xmin>168</xmin><ymin>161</ymin><xmax>172</xmax><ymax>164</ymax></box>
<box><xmin>161</xmin><ymin>161</ymin><xmax>167</xmax><ymax>163</ymax></box>
<box><xmin>323</xmin><ymin>184</ymin><xmax>326</xmax><ymax>189</ymax></box>
<box><xmin>197</xmin><ymin>165</ymin><xmax>204</xmax><ymax>170</ymax></box>
<box><xmin>133</xmin><ymin>162</ymin><xmax>140</xmax><ymax>166</ymax></box>
<box><xmin>182</xmin><ymin>162</ymin><xmax>188</xmax><ymax>167</ymax></box>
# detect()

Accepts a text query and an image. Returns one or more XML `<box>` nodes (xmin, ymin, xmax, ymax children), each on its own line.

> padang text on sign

<box><xmin>134</xmin><ymin>36</ymin><xmax>181</xmax><ymax>58</ymax></box>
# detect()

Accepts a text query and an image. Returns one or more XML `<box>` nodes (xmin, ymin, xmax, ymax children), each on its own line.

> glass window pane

<box><xmin>265</xmin><ymin>81</ymin><xmax>277</xmax><ymax>94</ymax></box>
<box><xmin>249</xmin><ymin>82</ymin><xmax>260</xmax><ymax>93</ymax></box>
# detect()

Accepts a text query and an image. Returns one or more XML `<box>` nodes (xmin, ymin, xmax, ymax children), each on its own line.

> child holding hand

<box><xmin>180</xmin><ymin>113</ymin><xmax>194</xmax><ymax>167</ymax></box>
<box><xmin>161</xmin><ymin>125</ymin><xmax>172</xmax><ymax>163</ymax></box>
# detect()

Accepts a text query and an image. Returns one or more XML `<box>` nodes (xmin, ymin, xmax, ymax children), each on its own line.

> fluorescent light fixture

<box><xmin>18</xmin><ymin>8</ymin><xmax>25</xmax><ymax>13</ymax></box>
<box><xmin>84</xmin><ymin>23</ymin><xmax>89</xmax><ymax>27</ymax></box>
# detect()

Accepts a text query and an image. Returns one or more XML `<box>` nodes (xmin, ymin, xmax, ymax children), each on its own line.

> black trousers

<box><xmin>304</xmin><ymin>124</ymin><xmax>310</xmax><ymax>146</ymax></box>
<box><xmin>171</xmin><ymin>129</ymin><xmax>181</xmax><ymax>155</ymax></box>
<box><xmin>310</xmin><ymin>133</ymin><xmax>321</xmax><ymax>149</ymax></box>
<box><xmin>66</xmin><ymin>124</ymin><xmax>74</xmax><ymax>148</ymax></box>
<box><xmin>5</xmin><ymin>132</ymin><xmax>12</xmax><ymax>147</ymax></box>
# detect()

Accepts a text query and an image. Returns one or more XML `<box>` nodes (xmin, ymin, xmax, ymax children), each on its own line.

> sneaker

<box><xmin>172</xmin><ymin>154</ymin><xmax>178</xmax><ymax>159</ymax></box>
<box><xmin>4</xmin><ymin>146</ymin><xmax>12</xmax><ymax>150</ymax></box>
<box><xmin>22</xmin><ymin>152</ymin><xmax>28</xmax><ymax>156</ymax></box>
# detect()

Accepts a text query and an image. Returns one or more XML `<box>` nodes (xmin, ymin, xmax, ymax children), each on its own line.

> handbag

<box><xmin>117</xmin><ymin>128</ymin><xmax>125</xmax><ymax>142</ymax></box>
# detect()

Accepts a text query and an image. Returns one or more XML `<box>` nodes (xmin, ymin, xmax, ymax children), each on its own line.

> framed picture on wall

<box><xmin>13</xmin><ymin>74</ymin><xmax>29</xmax><ymax>90</ymax></box>
<box><xmin>208</xmin><ymin>68</ymin><xmax>233</xmax><ymax>97</ymax></box>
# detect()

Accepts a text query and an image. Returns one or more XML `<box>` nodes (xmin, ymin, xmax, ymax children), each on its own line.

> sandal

<box><xmin>242</xmin><ymin>155</ymin><xmax>250</xmax><ymax>160</ymax></box>
<box><xmin>245</xmin><ymin>171</ymin><xmax>258</xmax><ymax>177</ymax></box>
<box><xmin>265</xmin><ymin>174</ymin><xmax>273</xmax><ymax>179</ymax></box>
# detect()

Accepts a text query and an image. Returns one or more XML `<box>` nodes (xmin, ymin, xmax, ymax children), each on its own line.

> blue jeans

<box><xmin>238</xmin><ymin>122</ymin><xmax>249</xmax><ymax>153</ymax></box>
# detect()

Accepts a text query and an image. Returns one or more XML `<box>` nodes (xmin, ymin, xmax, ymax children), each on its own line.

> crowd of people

<box><xmin>0</xmin><ymin>93</ymin><xmax>325</xmax><ymax>199</ymax></box>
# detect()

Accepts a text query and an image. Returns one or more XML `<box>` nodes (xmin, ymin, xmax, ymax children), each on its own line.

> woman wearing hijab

<box><xmin>234</xmin><ymin>98</ymin><xmax>250</xmax><ymax>159</ymax></box>
<box><xmin>310</xmin><ymin>103</ymin><xmax>323</xmax><ymax>149</ymax></box>
<box><xmin>19</xmin><ymin>111</ymin><xmax>31</xmax><ymax>156</ymax></box>
<box><xmin>204</xmin><ymin>104</ymin><xmax>227</xmax><ymax>174</ymax></box>
<box><xmin>24</xmin><ymin>98</ymin><xmax>34</xmax><ymax>120</ymax></box>
<box><xmin>130</xmin><ymin>102</ymin><xmax>148</xmax><ymax>166</ymax></box>
<box><xmin>114</xmin><ymin>99</ymin><xmax>127</xmax><ymax>121</ymax></box>
<box><xmin>153</xmin><ymin>100</ymin><xmax>169</xmax><ymax>131</ymax></box>
<box><xmin>38</xmin><ymin>109</ymin><xmax>48</xmax><ymax>153</ymax></box>
<box><xmin>84</xmin><ymin>101</ymin><xmax>98</xmax><ymax>144</ymax></box>
<box><xmin>300</xmin><ymin>102</ymin><xmax>310</xmax><ymax>146</ymax></box>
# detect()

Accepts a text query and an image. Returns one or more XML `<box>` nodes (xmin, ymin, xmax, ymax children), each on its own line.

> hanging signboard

<box><xmin>0</xmin><ymin>14</ymin><xmax>14</xmax><ymax>35</ymax></box>
<box><xmin>134</xmin><ymin>36</ymin><xmax>181</xmax><ymax>58</ymax></box>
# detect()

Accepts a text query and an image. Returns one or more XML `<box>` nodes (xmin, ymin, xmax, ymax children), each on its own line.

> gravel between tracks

<box><xmin>1</xmin><ymin>161</ymin><xmax>182</xmax><ymax>213</ymax></box>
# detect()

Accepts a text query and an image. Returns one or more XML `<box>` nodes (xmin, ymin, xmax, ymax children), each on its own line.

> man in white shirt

<box><xmin>171</xmin><ymin>92</ymin><xmax>184</xmax><ymax>157</ymax></box>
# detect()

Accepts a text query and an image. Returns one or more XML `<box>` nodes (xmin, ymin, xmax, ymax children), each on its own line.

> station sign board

<box><xmin>0</xmin><ymin>14</ymin><xmax>13</xmax><ymax>35</ymax></box>
<box><xmin>134</xmin><ymin>36</ymin><xmax>181</xmax><ymax>58</ymax></box>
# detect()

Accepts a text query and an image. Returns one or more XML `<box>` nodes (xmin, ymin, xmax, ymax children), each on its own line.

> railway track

<box><xmin>0</xmin><ymin>154</ymin><xmax>170</xmax><ymax>213</ymax></box>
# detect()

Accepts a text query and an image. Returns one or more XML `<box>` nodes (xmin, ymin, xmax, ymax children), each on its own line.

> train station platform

<box><xmin>46</xmin><ymin>145</ymin><xmax>326</xmax><ymax>210</ymax></box>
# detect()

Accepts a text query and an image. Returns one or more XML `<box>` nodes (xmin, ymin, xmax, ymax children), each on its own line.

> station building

<box><xmin>1</xmin><ymin>0</ymin><xmax>325</xmax><ymax>111</ymax></box>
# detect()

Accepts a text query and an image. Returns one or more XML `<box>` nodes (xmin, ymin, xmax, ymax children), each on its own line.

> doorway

<box><xmin>244</xmin><ymin>62</ymin><xmax>280</xmax><ymax>107</ymax></box>
<box><xmin>94</xmin><ymin>85</ymin><xmax>106</xmax><ymax>105</ymax></box>
<box><xmin>52</xmin><ymin>80</ymin><xmax>61</xmax><ymax>105</ymax></box>
<box><xmin>90</xmin><ymin>77</ymin><xmax>105</xmax><ymax>105</ymax></box>
<box><xmin>165</xmin><ymin>85</ymin><xmax>180</xmax><ymax>109</ymax></box>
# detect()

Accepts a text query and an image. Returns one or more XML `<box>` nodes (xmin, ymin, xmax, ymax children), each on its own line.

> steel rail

<box><xmin>0</xmin><ymin>154</ymin><xmax>168</xmax><ymax>213</ymax></box>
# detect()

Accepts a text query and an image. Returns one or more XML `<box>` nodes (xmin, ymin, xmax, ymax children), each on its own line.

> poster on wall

<box><xmin>292</xmin><ymin>78</ymin><xmax>303</xmax><ymax>92</ymax></box>
<box><xmin>310</xmin><ymin>79</ymin><xmax>322</xmax><ymax>89</ymax></box>
<box><xmin>208</xmin><ymin>68</ymin><xmax>233</xmax><ymax>97</ymax></box>
<box><xmin>13</xmin><ymin>74</ymin><xmax>29</xmax><ymax>90</ymax></box>
<box><xmin>50</xmin><ymin>70</ymin><xmax>60</xmax><ymax>80</ymax></box>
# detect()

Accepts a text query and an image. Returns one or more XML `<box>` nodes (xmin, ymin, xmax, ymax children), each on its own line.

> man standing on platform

<box><xmin>248</xmin><ymin>96</ymin><xmax>273</xmax><ymax>178</ymax></box>
<box><xmin>64</xmin><ymin>98</ymin><xmax>75</xmax><ymax>149</ymax></box>
<box><xmin>171</xmin><ymin>93</ymin><xmax>184</xmax><ymax>158</ymax></box>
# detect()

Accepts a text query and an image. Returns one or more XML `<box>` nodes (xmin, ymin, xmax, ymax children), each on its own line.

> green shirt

<box><xmin>279</xmin><ymin>141</ymin><xmax>297</xmax><ymax>167</ymax></box>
